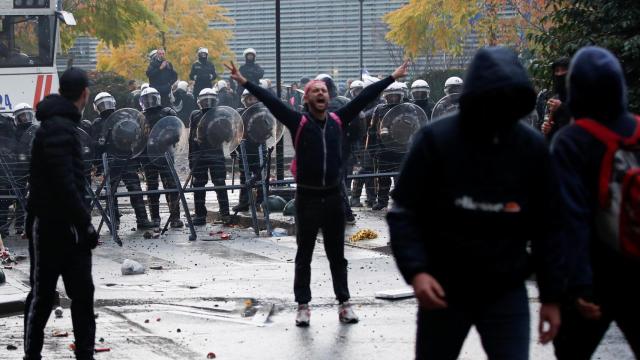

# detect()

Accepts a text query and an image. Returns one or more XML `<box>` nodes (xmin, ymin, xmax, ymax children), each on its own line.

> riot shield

<box><xmin>100</xmin><ymin>108</ymin><xmax>147</xmax><ymax>160</ymax></box>
<box><xmin>16</xmin><ymin>124</ymin><xmax>39</xmax><ymax>163</ymax></box>
<box><xmin>197</xmin><ymin>106</ymin><xmax>244</xmax><ymax>156</ymax></box>
<box><xmin>241</xmin><ymin>103</ymin><xmax>283</xmax><ymax>148</ymax></box>
<box><xmin>147</xmin><ymin>116</ymin><xmax>186</xmax><ymax>163</ymax></box>
<box><xmin>431</xmin><ymin>93</ymin><xmax>461</xmax><ymax>121</ymax></box>
<box><xmin>75</xmin><ymin>127</ymin><xmax>95</xmax><ymax>162</ymax></box>
<box><xmin>379</xmin><ymin>103</ymin><xmax>425</xmax><ymax>152</ymax></box>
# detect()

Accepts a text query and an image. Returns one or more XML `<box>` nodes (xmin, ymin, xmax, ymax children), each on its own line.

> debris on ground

<box><xmin>207</xmin><ymin>352</ymin><xmax>217</xmax><ymax>359</ymax></box>
<box><xmin>54</xmin><ymin>306</ymin><xmax>63</xmax><ymax>318</ymax></box>
<box><xmin>144</xmin><ymin>319</ymin><xmax>149</xmax><ymax>323</ymax></box>
<box><xmin>150</xmin><ymin>265</ymin><xmax>163</xmax><ymax>270</ymax></box>
<box><xmin>176</xmin><ymin>328</ymin><xmax>181</xmax><ymax>333</ymax></box>
<box><xmin>143</xmin><ymin>231</ymin><xmax>153</xmax><ymax>239</ymax></box>
<box><xmin>271</xmin><ymin>228</ymin><xmax>288</xmax><ymax>237</ymax></box>
<box><xmin>69</xmin><ymin>343</ymin><xmax>76</xmax><ymax>351</ymax></box>
<box><xmin>99</xmin><ymin>337</ymin><xmax>105</xmax><ymax>343</ymax></box>
<box><xmin>6</xmin><ymin>344</ymin><xmax>17</xmax><ymax>350</ymax></box>
<box><xmin>208</xmin><ymin>230</ymin><xmax>231</xmax><ymax>240</ymax></box>
<box><xmin>121</xmin><ymin>259</ymin><xmax>145</xmax><ymax>275</ymax></box>
<box><xmin>95</xmin><ymin>347</ymin><xmax>111</xmax><ymax>353</ymax></box>
<box><xmin>349</xmin><ymin>229</ymin><xmax>378</xmax><ymax>242</ymax></box>
<box><xmin>52</xmin><ymin>330</ymin><xmax>69</xmax><ymax>337</ymax></box>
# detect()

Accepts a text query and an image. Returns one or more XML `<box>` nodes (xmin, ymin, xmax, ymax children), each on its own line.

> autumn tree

<box><xmin>60</xmin><ymin>0</ymin><xmax>159</xmax><ymax>51</ymax></box>
<box><xmin>97</xmin><ymin>0</ymin><xmax>234</xmax><ymax>82</ymax></box>
<box><xmin>384</xmin><ymin>0</ymin><xmax>548</xmax><ymax>59</ymax></box>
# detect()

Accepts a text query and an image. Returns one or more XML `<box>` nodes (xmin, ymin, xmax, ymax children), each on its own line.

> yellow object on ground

<box><xmin>349</xmin><ymin>229</ymin><xmax>378</xmax><ymax>242</ymax></box>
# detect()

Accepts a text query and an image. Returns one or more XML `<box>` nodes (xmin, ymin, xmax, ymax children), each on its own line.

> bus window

<box><xmin>0</xmin><ymin>15</ymin><xmax>55</xmax><ymax>68</ymax></box>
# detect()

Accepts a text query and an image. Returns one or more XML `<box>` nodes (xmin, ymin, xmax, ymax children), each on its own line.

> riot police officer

<box><xmin>0</xmin><ymin>112</ymin><xmax>18</xmax><ymax>237</ymax></box>
<box><xmin>91</xmin><ymin>92</ymin><xmax>154</xmax><ymax>230</ymax></box>
<box><xmin>233</xmin><ymin>89</ymin><xmax>263</xmax><ymax>213</ymax></box>
<box><xmin>189</xmin><ymin>88</ymin><xmax>231</xmax><ymax>225</ymax></box>
<box><xmin>238</xmin><ymin>48</ymin><xmax>264</xmax><ymax>96</ymax></box>
<box><xmin>410</xmin><ymin>80</ymin><xmax>434</xmax><ymax>123</ymax></box>
<box><xmin>189</xmin><ymin>47</ymin><xmax>217</xmax><ymax>99</ymax></box>
<box><xmin>432</xmin><ymin>77</ymin><xmax>463</xmax><ymax>120</ymax></box>
<box><xmin>370</xmin><ymin>82</ymin><xmax>405</xmax><ymax>210</ymax></box>
<box><xmin>140</xmin><ymin>87</ymin><xmax>183</xmax><ymax>228</ymax></box>
<box><xmin>12</xmin><ymin>103</ymin><xmax>35</xmax><ymax>234</ymax></box>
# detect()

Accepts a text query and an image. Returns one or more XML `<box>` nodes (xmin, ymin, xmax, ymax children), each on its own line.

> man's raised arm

<box><xmin>226</xmin><ymin>62</ymin><xmax>300</xmax><ymax>131</ymax></box>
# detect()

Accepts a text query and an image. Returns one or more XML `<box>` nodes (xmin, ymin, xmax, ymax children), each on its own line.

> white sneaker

<box><xmin>338</xmin><ymin>302</ymin><xmax>359</xmax><ymax>324</ymax></box>
<box><xmin>296</xmin><ymin>304</ymin><xmax>310</xmax><ymax>327</ymax></box>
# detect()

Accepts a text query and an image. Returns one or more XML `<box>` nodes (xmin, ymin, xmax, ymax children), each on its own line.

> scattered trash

<box><xmin>156</xmin><ymin>317</ymin><xmax>161</xmax><ymax>322</ymax></box>
<box><xmin>94</xmin><ymin>347</ymin><xmax>111</xmax><ymax>353</ymax></box>
<box><xmin>144</xmin><ymin>319</ymin><xmax>149</xmax><ymax>324</ymax></box>
<box><xmin>271</xmin><ymin>228</ymin><xmax>288</xmax><ymax>237</ymax></box>
<box><xmin>143</xmin><ymin>231</ymin><xmax>153</xmax><ymax>239</ymax></box>
<box><xmin>6</xmin><ymin>344</ymin><xmax>17</xmax><ymax>350</ymax></box>
<box><xmin>152</xmin><ymin>233</ymin><xmax>160</xmax><ymax>239</ymax></box>
<box><xmin>374</xmin><ymin>288</ymin><xmax>415</xmax><ymax>300</ymax></box>
<box><xmin>121</xmin><ymin>259</ymin><xmax>145</xmax><ymax>275</ymax></box>
<box><xmin>208</xmin><ymin>230</ymin><xmax>231</xmax><ymax>240</ymax></box>
<box><xmin>99</xmin><ymin>337</ymin><xmax>105</xmax><ymax>343</ymax></box>
<box><xmin>207</xmin><ymin>352</ymin><xmax>216</xmax><ymax>359</ymax></box>
<box><xmin>54</xmin><ymin>306</ymin><xmax>63</xmax><ymax>318</ymax></box>
<box><xmin>3</xmin><ymin>266</ymin><xmax>12</xmax><ymax>269</ymax></box>
<box><xmin>69</xmin><ymin>343</ymin><xmax>76</xmax><ymax>351</ymax></box>
<box><xmin>176</xmin><ymin>328</ymin><xmax>181</xmax><ymax>333</ymax></box>
<box><xmin>53</xmin><ymin>330</ymin><xmax>69</xmax><ymax>337</ymax></box>
<box><xmin>150</xmin><ymin>265</ymin><xmax>163</xmax><ymax>270</ymax></box>
<box><xmin>349</xmin><ymin>229</ymin><xmax>378</xmax><ymax>242</ymax></box>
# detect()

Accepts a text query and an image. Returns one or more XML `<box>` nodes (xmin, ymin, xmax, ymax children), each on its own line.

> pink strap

<box><xmin>294</xmin><ymin>115</ymin><xmax>308</xmax><ymax>150</ymax></box>
<box><xmin>329</xmin><ymin>112</ymin><xmax>343</xmax><ymax>128</ymax></box>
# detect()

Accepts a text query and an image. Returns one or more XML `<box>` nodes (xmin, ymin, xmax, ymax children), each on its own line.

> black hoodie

<box><xmin>551</xmin><ymin>47</ymin><xmax>639</xmax><ymax>301</ymax></box>
<box><xmin>387</xmin><ymin>47</ymin><xmax>566</xmax><ymax>304</ymax></box>
<box><xmin>27</xmin><ymin>94</ymin><xmax>91</xmax><ymax>233</ymax></box>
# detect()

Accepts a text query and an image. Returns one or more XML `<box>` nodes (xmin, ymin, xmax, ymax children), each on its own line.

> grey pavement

<box><xmin>0</xmin><ymin>193</ymin><xmax>635</xmax><ymax>359</ymax></box>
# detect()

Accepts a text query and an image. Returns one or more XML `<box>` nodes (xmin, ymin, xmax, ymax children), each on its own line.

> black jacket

<box><xmin>413</xmin><ymin>99</ymin><xmax>435</xmax><ymax>122</ymax></box>
<box><xmin>28</xmin><ymin>94</ymin><xmax>90</xmax><ymax>230</ymax></box>
<box><xmin>387</xmin><ymin>47</ymin><xmax>566</xmax><ymax>303</ymax></box>
<box><xmin>146</xmin><ymin>59</ymin><xmax>178</xmax><ymax>96</ymax></box>
<box><xmin>244</xmin><ymin>76</ymin><xmax>394</xmax><ymax>191</ymax></box>
<box><xmin>551</xmin><ymin>47</ymin><xmax>639</xmax><ymax>301</ymax></box>
<box><xmin>239</xmin><ymin>61</ymin><xmax>264</xmax><ymax>86</ymax></box>
<box><xmin>189</xmin><ymin>59</ymin><xmax>217</xmax><ymax>96</ymax></box>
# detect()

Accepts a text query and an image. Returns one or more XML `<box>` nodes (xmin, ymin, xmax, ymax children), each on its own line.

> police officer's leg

<box><xmin>192</xmin><ymin>159</ymin><xmax>209</xmax><ymax>221</ymax></box>
<box><xmin>144</xmin><ymin>165</ymin><xmax>161</xmax><ymax>223</ymax></box>
<box><xmin>247</xmin><ymin>153</ymin><xmax>262</xmax><ymax>206</ymax></box>
<box><xmin>235</xmin><ymin>154</ymin><xmax>249</xmax><ymax>211</ymax></box>
<box><xmin>122</xmin><ymin>168</ymin><xmax>151</xmax><ymax>226</ymax></box>
<box><xmin>61</xmin><ymin>247</ymin><xmax>95</xmax><ymax>360</ymax></box>
<box><xmin>375</xmin><ymin>158</ymin><xmax>392</xmax><ymax>210</ymax></box>
<box><xmin>211</xmin><ymin>155</ymin><xmax>230</xmax><ymax>216</ymax></box>
<box><xmin>159</xmin><ymin>164</ymin><xmax>180</xmax><ymax>222</ymax></box>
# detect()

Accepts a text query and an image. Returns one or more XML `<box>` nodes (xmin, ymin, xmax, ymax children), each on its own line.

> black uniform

<box><xmin>351</xmin><ymin>102</ymin><xmax>379</xmax><ymax>206</ymax></box>
<box><xmin>91</xmin><ymin>110</ymin><xmax>150</xmax><ymax>227</ymax></box>
<box><xmin>370</xmin><ymin>102</ymin><xmax>404</xmax><ymax>208</ymax></box>
<box><xmin>146</xmin><ymin>58</ymin><xmax>178</xmax><ymax>107</ymax></box>
<box><xmin>234</xmin><ymin>106</ymin><xmax>263</xmax><ymax>211</ymax></box>
<box><xmin>25</xmin><ymin>94</ymin><xmax>97</xmax><ymax>360</ymax></box>
<box><xmin>0</xmin><ymin>115</ymin><xmax>16</xmax><ymax>237</ymax></box>
<box><xmin>238</xmin><ymin>60</ymin><xmax>264</xmax><ymax>96</ymax></box>
<box><xmin>188</xmin><ymin>108</ymin><xmax>230</xmax><ymax>221</ymax></box>
<box><xmin>413</xmin><ymin>99</ymin><xmax>435</xmax><ymax>123</ymax></box>
<box><xmin>189</xmin><ymin>58</ymin><xmax>217</xmax><ymax>98</ymax></box>
<box><xmin>218</xmin><ymin>88</ymin><xmax>237</xmax><ymax>108</ymax></box>
<box><xmin>142</xmin><ymin>106</ymin><xmax>181</xmax><ymax>223</ymax></box>
<box><xmin>173</xmin><ymin>88</ymin><xmax>197</xmax><ymax>127</ymax></box>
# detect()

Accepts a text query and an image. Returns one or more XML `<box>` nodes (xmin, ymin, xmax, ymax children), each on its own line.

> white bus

<box><xmin>0</xmin><ymin>0</ymin><xmax>74</xmax><ymax>114</ymax></box>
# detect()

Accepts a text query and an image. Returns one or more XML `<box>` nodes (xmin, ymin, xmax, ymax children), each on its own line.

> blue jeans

<box><xmin>416</xmin><ymin>284</ymin><xmax>530</xmax><ymax>360</ymax></box>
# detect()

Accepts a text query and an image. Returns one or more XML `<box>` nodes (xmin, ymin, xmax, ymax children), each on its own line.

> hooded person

<box><xmin>24</xmin><ymin>67</ymin><xmax>99</xmax><ymax>360</ymax></box>
<box><xmin>551</xmin><ymin>47</ymin><xmax>640</xmax><ymax>359</ymax></box>
<box><xmin>189</xmin><ymin>47</ymin><xmax>217</xmax><ymax>99</ymax></box>
<box><xmin>387</xmin><ymin>47</ymin><xmax>566</xmax><ymax>359</ymax></box>
<box><xmin>541</xmin><ymin>57</ymin><xmax>571</xmax><ymax>140</ymax></box>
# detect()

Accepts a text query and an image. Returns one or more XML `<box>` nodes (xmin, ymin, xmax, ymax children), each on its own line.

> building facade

<box><xmin>216</xmin><ymin>0</ymin><xmax>408</xmax><ymax>86</ymax></box>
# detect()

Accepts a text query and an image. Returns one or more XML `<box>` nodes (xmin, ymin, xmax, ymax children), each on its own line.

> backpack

<box><xmin>290</xmin><ymin>112</ymin><xmax>342</xmax><ymax>179</ymax></box>
<box><xmin>576</xmin><ymin>116</ymin><xmax>640</xmax><ymax>259</ymax></box>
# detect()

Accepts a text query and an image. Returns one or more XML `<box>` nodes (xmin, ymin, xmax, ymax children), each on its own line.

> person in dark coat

<box><xmin>146</xmin><ymin>48</ymin><xmax>178</xmax><ymax>107</ymax></box>
<box><xmin>189</xmin><ymin>47</ymin><xmax>217</xmax><ymax>98</ymax></box>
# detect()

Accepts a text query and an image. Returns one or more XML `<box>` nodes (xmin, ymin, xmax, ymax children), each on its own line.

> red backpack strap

<box><xmin>294</xmin><ymin>115</ymin><xmax>308</xmax><ymax>150</ymax></box>
<box><xmin>575</xmin><ymin>116</ymin><xmax>640</xmax><ymax>207</ymax></box>
<box><xmin>329</xmin><ymin>112</ymin><xmax>343</xmax><ymax>129</ymax></box>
